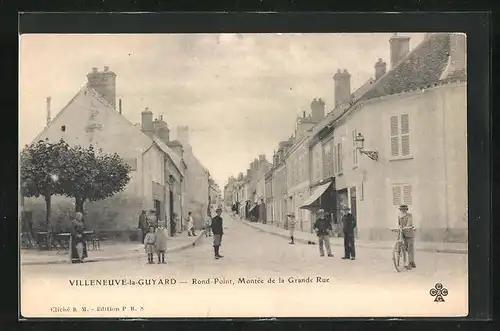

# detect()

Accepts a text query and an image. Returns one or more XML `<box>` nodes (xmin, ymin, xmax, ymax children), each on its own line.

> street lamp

<box><xmin>354</xmin><ymin>132</ymin><xmax>379</xmax><ymax>161</ymax></box>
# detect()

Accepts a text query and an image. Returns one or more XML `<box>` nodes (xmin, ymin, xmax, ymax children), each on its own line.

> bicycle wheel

<box><xmin>393</xmin><ymin>241</ymin><xmax>406</xmax><ymax>272</ymax></box>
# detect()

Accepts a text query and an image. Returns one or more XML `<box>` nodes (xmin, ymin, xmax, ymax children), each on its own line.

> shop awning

<box><xmin>300</xmin><ymin>182</ymin><xmax>332</xmax><ymax>210</ymax></box>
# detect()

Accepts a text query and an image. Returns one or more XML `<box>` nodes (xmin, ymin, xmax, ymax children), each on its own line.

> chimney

<box><xmin>141</xmin><ymin>107</ymin><xmax>154</xmax><ymax>136</ymax></box>
<box><xmin>46</xmin><ymin>96</ymin><xmax>51</xmax><ymax>126</ymax></box>
<box><xmin>153</xmin><ymin>114</ymin><xmax>170</xmax><ymax>144</ymax></box>
<box><xmin>333</xmin><ymin>69</ymin><xmax>351</xmax><ymax>108</ymax></box>
<box><xmin>86</xmin><ymin>66</ymin><xmax>117</xmax><ymax>109</ymax></box>
<box><xmin>440</xmin><ymin>33</ymin><xmax>467</xmax><ymax>80</ymax></box>
<box><xmin>374</xmin><ymin>58</ymin><xmax>387</xmax><ymax>80</ymax></box>
<box><xmin>118</xmin><ymin>99</ymin><xmax>122</xmax><ymax>114</ymax></box>
<box><xmin>310</xmin><ymin>98</ymin><xmax>325</xmax><ymax>121</ymax></box>
<box><xmin>389</xmin><ymin>34</ymin><xmax>410</xmax><ymax>68</ymax></box>
<box><xmin>167</xmin><ymin>140</ymin><xmax>184</xmax><ymax>158</ymax></box>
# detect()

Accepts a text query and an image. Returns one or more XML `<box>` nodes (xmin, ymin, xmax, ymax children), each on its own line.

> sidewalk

<box><xmin>238</xmin><ymin>218</ymin><xmax>467</xmax><ymax>254</ymax></box>
<box><xmin>21</xmin><ymin>230</ymin><xmax>206</xmax><ymax>266</ymax></box>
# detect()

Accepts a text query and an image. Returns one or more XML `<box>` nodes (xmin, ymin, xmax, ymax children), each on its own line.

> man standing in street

<box><xmin>341</xmin><ymin>206</ymin><xmax>356</xmax><ymax>260</ymax></box>
<box><xmin>313</xmin><ymin>209</ymin><xmax>334</xmax><ymax>257</ymax></box>
<box><xmin>138</xmin><ymin>210</ymin><xmax>148</xmax><ymax>243</ymax></box>
<box><xmin>287</xmin><ymin>213</ymin><xmax>296</xmax><ymax>244</ymax></box>
<box><xmin>398</xmin><ymin>205</ymin><xmax>416</xmax><ymax>269</ymax></box>
<box><xmin>211</xmin><ymin>207</ymin><xmax>224</xmax><ymax>259</ymax></box>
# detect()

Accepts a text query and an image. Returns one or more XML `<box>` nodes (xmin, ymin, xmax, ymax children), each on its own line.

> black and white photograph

<box><xmin>19</xmin><ymin>32</ymin><xmax>468</xmax><ymax>318</ymax></box>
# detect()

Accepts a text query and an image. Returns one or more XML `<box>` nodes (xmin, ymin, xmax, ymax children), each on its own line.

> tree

<box><xmin>20</xmin><ymin>139</ymin><xmax>71</xmax><ymax>229</ymax></box>
<box><xmin>60</xmin><ymin>145</ymin><xmax>131</xmax><ymax>213</ymax></box>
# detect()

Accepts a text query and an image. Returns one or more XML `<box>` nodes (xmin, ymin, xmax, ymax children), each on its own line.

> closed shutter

<box><xmin>401</xmin><ymin>114</ymin><xmax>410</xmax><ymax>156</ymax></box>
<box><xmin>403</xmin><ymin>184</ymin><xmax>412</xmax><ymax>205</ymax></box>
<box><xmin>339</xmin><ymin>142</ymin><xmax>343</xmax><ymax>172</ymax></box>
<box><xmin>352</xmin><ymin>130</ymin><xmax>358</xmax><ymax>166</ymax></box>
<box><xmin>333</xmin><ymin>144</ymin><xmax>337</xmax><ymax>175</ymax></box>
<box><xmin>392</xmin><ymin>185</ymin><xmax>402</xmax><ymax>205</ymax></box>
<box><xmin>390</xmin><ymin>116</ymin><xmax>399</xmax><ymax>157</ymax></box>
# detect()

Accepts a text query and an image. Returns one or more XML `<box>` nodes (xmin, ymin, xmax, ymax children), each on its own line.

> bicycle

<box><xmin>391</xmin><ymin>226</ymin><xmax>415</xmax><ymax>272</ymax></box>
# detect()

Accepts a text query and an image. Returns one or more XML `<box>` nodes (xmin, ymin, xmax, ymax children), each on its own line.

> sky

<box><xmin>19</xmin><ymin>33</ymin><xmax>424</xmax><ymax>188</ymax></box>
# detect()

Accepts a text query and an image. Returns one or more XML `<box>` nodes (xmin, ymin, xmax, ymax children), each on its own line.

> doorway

<box><xmin>154</xmin><ymin>199</ymin><xmax>161</xmax><ymax>221</ymax></box>
<box><xmin>350</xmin><ymin>186</ymin><xmax>358</xmax><ymax>238</ymax></box>
<box><xmin>169</xmin><ymin>190</ymin><xmax>174</xmax><ymax>221</ymax></box>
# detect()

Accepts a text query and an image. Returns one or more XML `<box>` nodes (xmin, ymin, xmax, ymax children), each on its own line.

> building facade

<box><xmin>310</xmin><ymin>33</ymin><xmax>467</xmax><ymax>242</ymax></box>
<box><xmin>23</xmin><ymin>67</ymin><xmax>202</xmax><ymax>236</ymax></box>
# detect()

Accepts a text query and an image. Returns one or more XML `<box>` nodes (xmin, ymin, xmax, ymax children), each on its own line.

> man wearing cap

<box><xmin>341</xmin><ymin>206</ymin><xmax>356</xmax><ymax>260</ymax></box>
<box><xmin>211</xmin><ymin>207</ymin><xmax>224</xmax><ymax>259</ymax></box>
<box><xmin>287</xmin><ymin>213</ymin><xmax>296</xmax><ymax>244</ymax></box>
<box><xmin>313</xmin><ymin>209</ymin><xmax>334</xmax><ymax>257</ymax></box>
<box><xmin>398</xmin><ymin>205</ymin><xmax>416</xmax><ymax>269</ymax></box>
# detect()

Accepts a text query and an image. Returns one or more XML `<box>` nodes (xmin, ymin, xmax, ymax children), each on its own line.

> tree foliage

<box><xmin>60</xmin><ymin>145</ymin><xmax>132</xmax><ymax>212</ymax></box>
<box><xmin>20</xmin><ymin>139</ymin><xmax>70</xmax><ymax>198</ymax></box>
<box><xmin>20</xmin><ymin>139</ymin><xmax>71</xmax><ymax>228</ymax></box>
<box><xmin>21</xmin><ymin>139</ymin><xmax>132</xmax><ymax>217</ymax></box>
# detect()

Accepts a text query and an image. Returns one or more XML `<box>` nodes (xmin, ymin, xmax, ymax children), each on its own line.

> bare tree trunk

<box><xmin>44</xmin><ymin>195</ymin><xmax>51</xmax><ymax>230</ymax></box>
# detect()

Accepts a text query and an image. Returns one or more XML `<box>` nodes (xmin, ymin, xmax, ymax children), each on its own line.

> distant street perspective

<box><xmin>19</xmin><ymin>32</ymin><xmax>468</xmax><ymax>318</ymax></box>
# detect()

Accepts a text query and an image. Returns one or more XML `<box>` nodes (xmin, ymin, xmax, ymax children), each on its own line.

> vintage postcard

<box><xmin>19</xmin><ymin>32</ymin><xmax>468</xmax><ymax>318</ymax></box>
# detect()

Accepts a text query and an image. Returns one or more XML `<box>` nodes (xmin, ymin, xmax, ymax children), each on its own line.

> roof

<box><xmin>31</xmin><ymin>85</ymin><xmax>184</xmax><ymax>175</ymax></box>
<box><xmin>310</xmin><ymin>33</ymin><xmax>459</xmax><ymax>145</ymax></box>
<box><xmin>359</xmin><ymin>33</ymin><xmax>451</xmax><ymax>101</ymax></box>
<box><xmin>151</xmin><ymin>136</ymin><xmax>183</xmax><ymax>174</ymax></box>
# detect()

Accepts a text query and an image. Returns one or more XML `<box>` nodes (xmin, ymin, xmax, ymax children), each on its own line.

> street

<box><xmin>21</xmin><ymin>212</ymin><xmax>468</xmax><ymax>318</ymax></box>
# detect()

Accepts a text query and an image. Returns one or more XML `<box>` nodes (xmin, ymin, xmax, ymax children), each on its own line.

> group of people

<box><xmin>138</xmin><ymin>210</ymin><xmax>197</xmax><ymax>242</ymax></box>
<box><xmin>286</xmin><ymin>204</ymin><xmax>416</xmax><ymax>269</ymax></box>
<box><xmin>139</xmin><ymin>207</ymin><xmax>225</xmax><ymax>263</ymax></box>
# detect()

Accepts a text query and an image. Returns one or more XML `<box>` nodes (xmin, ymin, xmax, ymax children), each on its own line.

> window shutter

<box><xmin>339</xmin><ymin>142</ymin><xmax>343</xmax><ymax>172</ymax></box>
<box><xmin>401</xmin><ymin>114</ymin><xmax>410</xmax><ymax>156</ymax></box>
<box><xmin>400</xmin><ymin>114</ymin><xmax>410</xmax><ymax>134</ymax></box>
<box><xmin>390</xmin><ymin>116</ymin><xmax>399</xmax><ymax>136</ymax></box>
<box><xmin>392</xmin><ymin>185</ymin><xmax>402</xmax><ymax>205</ymax></box>
<box><xmin>352</xmin><ymin>130</ymin><xmax>358</xmax><ymax>165</ymax></box>
<box><xmin>403</xmin><ymin>185</ymin><xmax>412</xmax><ymax>205</ymax></box>
<box><xmin>401</xmin><ymin>135</ymin><xmax>410</xmax><ymax>156</ymax></box>
<box><xmin>390</xmin><ymin>116</ymin><xmax>400</xmax><ymax>157</ymax></box>
<box><xmin>333</xmin><ymin>144</ymin><xmax>337</xmax><ymax>174</ymax></box>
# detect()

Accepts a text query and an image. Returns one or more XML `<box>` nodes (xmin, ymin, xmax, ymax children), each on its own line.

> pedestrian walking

<box><xmin>138</xmin><ymin>210</ymin><xmax>148</xmax><ymax>243</ymax></box>
<box><xmin>155</xmin><ymin>221</ymin><xmax>168</xmax><ymax>264</ymax></box>
<box><xmin>205</xmin><ymin>213</ymin><xmax>213</xmax><ymax>237</ymax></box>
<box><xmin>144</xmin><ymin>225</ymin><xmax>156</xmax><ymax>264</ymax></box>
<box><xmin>341</xmin><ymin>206</ymin><xmax>356</xmax><ymax>260</ymax></box>
<box><xmin>287</xmin><ymin>213</ymin><xmax>296</xmax><ymax>244</ymax></box>
<box><xmin>70</xmin><ymin>212</ymin><xmax>88</xmax><ymax>263</ymax></box>
<box><xmin>398</xmin><ymin>205</ymin><xmax>416</xmax><ymax>269</ymax></box>
<box><xmin>313</xmin><ymin>209</ymin><xmax>334</xmax><ymax>257</ymax></box>
<box><xmin>211</xmin><ymin>207</ymin><xmax>224</xmax><ymax>259</ymax></box>
<box><xmin>170</xmin><ymin>217</ymin><xmax>176</xmax><ymax>237</ymax></box>
<box><xmin>186</xmin><ymin>212</ymin><xmax>196</xmax><ymax>236</ymax></box>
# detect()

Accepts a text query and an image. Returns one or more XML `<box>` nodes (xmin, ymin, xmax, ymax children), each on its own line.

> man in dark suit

<box><xmin>211</xmin><ymin>207</ymin><xmax>224</xmax><ymax>259</ymax></box>
<box><xmin>341</xmin><ymin>207</ymin><xmax>356</xmax><ymax>260</ymax></box>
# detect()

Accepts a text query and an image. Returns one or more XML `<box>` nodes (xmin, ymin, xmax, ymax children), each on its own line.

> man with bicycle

<box><xmin>398</xmin><ymin>205</ymin><xmax>416</xmax><ymax>269</ymax></box>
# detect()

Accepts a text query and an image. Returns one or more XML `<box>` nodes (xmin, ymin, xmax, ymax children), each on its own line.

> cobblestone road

<box><xmin>21</xmin><ymin>213</ymin><xmax>468</xmax><ymax>318</ymax></box>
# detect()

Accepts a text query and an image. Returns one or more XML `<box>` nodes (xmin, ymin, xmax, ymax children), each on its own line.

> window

<box><xmin>390</xmin><ymin>114</ymin><xmax>411</xmax><ymax>158</ymax></box>
<box><xmin>352</xmin><ymin>129</ymin><xmax>358</xmax><ymax>166</ymax></box>
<box><xmin>392</xmin><ymin>183</ymin><xmax>412</xmax><ymax>206</ymax></box>
<box><xmin>335</xmin><ymin>142</ymin><xmax>343</xmax><ymax>174</ymax></box>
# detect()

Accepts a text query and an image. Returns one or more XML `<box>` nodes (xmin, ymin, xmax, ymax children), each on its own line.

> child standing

<box><xmin>144</xmin><ymin>226</ymin><xmax>156</xmax><ymax>264</ymax></box>
<box><xmin>205</xmin><ymin>214</ymin><xmax>212</xmax><ymax>237</ymax></box>
<box><xmin>155</xmin><ymin>220</ymin><xmax>168</xmax><ymax>264</ymax></box>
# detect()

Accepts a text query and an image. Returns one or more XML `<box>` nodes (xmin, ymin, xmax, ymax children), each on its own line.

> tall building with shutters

<box><xmin>308</xmin><ymin>33</ymin><xmax>467</xmax><ymax>242</ymax></box>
